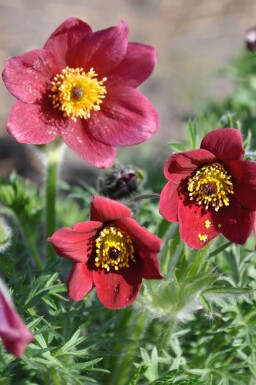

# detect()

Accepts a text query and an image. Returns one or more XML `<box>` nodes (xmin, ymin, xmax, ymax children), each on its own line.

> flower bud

<box><xmin>0</xmin><ymin>217</ymin><xmax>12</xmax><ymax>253</ymax></box>
<box><xmin>97</xmin><ymin>163</ymin><xmax>145</xmax><ymax>200</ymax></box>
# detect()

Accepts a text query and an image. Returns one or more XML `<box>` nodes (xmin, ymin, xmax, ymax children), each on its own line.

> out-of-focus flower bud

<box><xmin>0</xmin><ymin>278</ymin><xmax>33</xmax><ymax>356</ymax></box>
<box><xmin>245</xmin><ymin>26</ymin><xmax>256</xmax><ymax>51</ymax></box>
<box><xmin>0</xmin><ymin>217</ymin><xmax>12</xmax><ymax>253</ymax></box>
<box><xmin>97</xmin><ymin>164</ymin><xmax>145</xmax><ymax>200</ymax></box>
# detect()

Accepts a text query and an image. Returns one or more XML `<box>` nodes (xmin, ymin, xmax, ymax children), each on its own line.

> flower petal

<box><xmin>43</xmin><ymin>17</ymin><xmax>92</xmax><ymax>69</ymax></box>
<box><xmin>6</xmin><ymin>100</ymin><xmax>59</xmax><ymax>144</ymax></box>
<box><xmin>0</xmin><ymin>279</ymin><xmax>33</xmax><ymax>357</ymax></box>
<box><xmin>159</xmin><ymin>181</ymin><xmax>179</xmax><ymax>222</ymax></box>
<box><xmin>48</xmin><ymin>222</ymin><xmax>102</xmax><ymax>262</ymax></box>
<box><xmin>2</xmin><ymin>49</ymin><xmax>58</xmax><ymax>104</ymax></box>
<box><xmin>90</xmin><ymin>195</ymin><xmax>131</xmax><ymax>222</ymax></box>
<box><xmin>164</xmin><ymin>149</ymin><xmax>216</xmax><ymax>184</ymax></box>
<box><xmin>93</xmin><ymin>267</ymin><xmax>142</xmax><ymax>309</ymax></box>
<box><xmin>114</xmin><ymin>218</ymin><xmax>163</xmax><ymax>279</ymax></box>
<box><xmin>178</xmin><ymin>200</ymin><xmax>221</xmax><ymax>249</ymax></box>
<box><xmin>79</xmin><ymin>20</ymin><xmax>129</xmax><ymax>76</ymax></box>
<box><xmin>89</xmin><ymin>86</ymin><xmax>159</xmax><ymax>146</ymax></box>
<box><xmin>200</xmin><ymin>128</ymin><xmax>245</xmax><ymax>161</ymax></box>
<box><xmin>106</xmin><ymin>42</ymin><xmax>157</xmax><ymax>87</ymax></box>
<box><xmin>60</xmin><ymin>119</ymin><xmax>116</xmax><ymax>168</ymax></box>
<box><xmin>115</xmin><ymin>217</ymin><xmax>161</xmax><ymax>254</ymax></box>
<box><xmin>67</xmin><ymin>262</ymin><xmax>94</xmax><ymax>301</ymax></box>
<box><xmin>228</xmin><ymin>160</ymin><xmax>256</xmax><ymax>210</ymax></box>
<box><xmin>217</xmin><ymin>196</ymin><xmax>255</xmax><ymax>244</ymax></box>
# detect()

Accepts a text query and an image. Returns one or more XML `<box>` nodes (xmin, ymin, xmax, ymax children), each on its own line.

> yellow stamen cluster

<box><xmin>95</xmin><ymin>224</ymin><xmax>136</xmax><ymax>272</ymax></box>
<box><xmin>49</xmin><ymin>66</ymin><xmax>107</xmax><ymax>122</ymax></box>
<box><xmin>188</xmin><ymin>162</ymin><xmax>234</xmax><ymax>211</ymax></box>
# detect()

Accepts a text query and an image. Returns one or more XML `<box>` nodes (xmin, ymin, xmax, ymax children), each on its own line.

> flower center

<box><xmin>95</xmin><ymin>224</ymin><xmax>136</xmax><ymax>272</ymax></box>
<box><xmin>49</xmin><ymin>66</ymin><xmax>107</xmax><ymax>122</ymax></box>
<box><xmin>187</xmin><ymin>162</ymin><xmax>234</xmax><ymax>211</ymax></box>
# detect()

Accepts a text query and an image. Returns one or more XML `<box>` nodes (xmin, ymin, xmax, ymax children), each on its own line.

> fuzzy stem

<box><xmin>111</xmin><ymin>312</ymin><xmax>148</xmax><ymax>385</ymax></box>
<box><xmin>44</xmin><ymin>144</ymin><xmax>64</xmax><ymax>263</ymax></box>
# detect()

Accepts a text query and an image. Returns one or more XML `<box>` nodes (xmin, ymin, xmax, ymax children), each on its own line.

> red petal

<box><xmin>164</xmin><ymin>149</ymin><xmax>216</xmax><ymax>184</ymax></box>
<box><xmin>59</xmin><ymin>119</ymin><xmax>116</xmax><ymax>168</ymax></box>
<box><xmin>159</xmin><ymin>182</ymin><xmax>179</xmax><ymax>222</ymax></box>
<box><xmin>228</xmin><ymin>160</ymin><xmax>256</xmax><ymax>210</ymax></box>
<box><xmin>106</xmin><ymin>42</ymin><xmax>157</xmax><ymax>87</ymax></box>
<box><xmin>93</xmin><ymin>267</ymin><xmax>142</xmax><ymax>309</ymax></box>
<box><xmin>67</xmin><ymin>263</ymin><xmax>94</xmax><ymax>301</ymax></box>
<box><xmin>6</xmin><ymin>100</ymin><xmax>59</xmax><ymax>144</ymax></box>
<box><xmin>200</xmin><ymin>128</ymin><xmax>245</xmax><ymax>161</ymax></box>
<box><xmin>114</xmin><ymin>218</ymin><xmax>163</xmax><ymax>279</ymax></box>
<box><xmin>90</xmin><ymin>195</ymin><xmax>131</xmax><ymax>222</ymax></box>
<box><xmin>79</xmin><ymin>21</ymin><xmax>129</xmax><ymax>76</ymax></box>
<box><xmin>178</xmin><ymin>201</ymin><xmax>221</xmax><ymax>249</ymax></box>
<box><xmin>89</xmin><ymin>86</ymin><xmax>159</xmax><ymax>146</ymax></box>
<box><xmin>2</xmin><ymin>49</ymin><xmax>58</xmax><ymax>103</ymax></box>
<box><xmin>217</xmin><ymin>196</ymin><xmax>255</xmax><ymax>244</ymax></box>
<box><xmin>43</xmin><ymin>17</ymin><xmax>92</xmax><ymax>69</ymax></box>
<box><xmin>48</xmin><ymin>221</ymin><xmax>102</xmax><ymax>262</ymax></box>
<box><xmin>115</xmin><ymin>217</ymin><xmax>161</xmax><ymax>254</ymax></box>
<box><xmin>0</xmin><ymin>281</ymin><xmax>33</xmax><ymax>357</ymax></box>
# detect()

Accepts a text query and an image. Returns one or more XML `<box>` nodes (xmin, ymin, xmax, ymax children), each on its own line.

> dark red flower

<box><xmin>159</xmin><ymin>128</ymin><xmax>256</xmax><ymax>249</ymax></box>
<box><xmin>48</xmin><ymin>195</ymin><xmax>163</xmax><ymax>309</ymax></box>
<box><xmin>2</xmin><ymin>18</ymin><xmax>159</xmax><ymax>168</ymax></box>
<box><xmin>0</xmin><ymin>278</ymin><xmax>33</xmax><ymax>356</ymax></box>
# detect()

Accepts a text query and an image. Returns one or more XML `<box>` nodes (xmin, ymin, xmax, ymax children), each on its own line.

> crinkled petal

<box><xmin>164</xmin><ymin>149</ymin><xmax>216</xmax><ymax>184</ymax></box>
<box><xmin>93</xmin><ymin>267</ymin><xmax>142</xmax><ymax>309</ymax></box>
<box><xmin>78</xmin><ymin>20</ymin><xmax>129</xmax><ymax>76</ymax></box>
<box><xmin>159</xmin><ymin>181</ymin><xmax>180</xmax><ymax>222</ymax></box>
<box><xmin>90</xmin><ymin>195</ymin><xmax>131</xmax><ymax>222</ymax></box>
<box><xmin>48</xmin><ymin>222</ymin><xmax>102</xmax><ymax>262</ymax></box>
<box><xmin>178</xmin><ymin>200</ymin><xmax>221</xmax><ymax>249</ymax></box>
<box><xmin>60</xmin><ymin>119</ymin><xmax>116</xmax><ymax>168</ymax></box>
<box><xmin>6</xmin><ymin>100</ymin><xmax>60</xmax><ymax>144</ymax></box>
<box><xmin>89</xmin><ymin>86</ymin><xmax>159</xmax><ymax>146</ymax></box>
<box><xmin>217</xmin><ymin>196</ymin><xmax>255</xmax><ymax>244</ymax></box>
<box><xmin>228</xmin><ymin>159</ymin><xmax>256</xmax><ymax>210</ymax></box>
<box><xmin>43</xmin><ymin>17</ymin><xmax>92</xmax><ymax>69</ymax></box>
<box><xmin>68</xmin><ymin>262</ymin><xmax>94</xmax><ymax>301</ymax></box>
<box><xmin>106</xmin><ymin>42</ymin><xmax>157</xmax><ymax>87</ymax></box>
<box><xmin>200</xmin><ymin>128</ymin><xmax>245</xmax><ymax>161</ymax></box>
<box><xmin>2</xmin><ymin>49</ymin><xmax>58</xmax><ymax>103</ymax></box>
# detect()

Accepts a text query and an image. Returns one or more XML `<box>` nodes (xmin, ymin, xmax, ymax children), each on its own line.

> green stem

<box><xmin>45</xmin><ymin>145</ymin><xmax>63</xmax><ymax>263</ymax></box>
<box><xmin>111</xmin><ymin>312</ymin><xmax>148</xmax><ymax>385</ymax></box>
<box><xmin>51</xmin><ymin>368</ymin><xmax>61</xmax><ymax>385</ymax></box>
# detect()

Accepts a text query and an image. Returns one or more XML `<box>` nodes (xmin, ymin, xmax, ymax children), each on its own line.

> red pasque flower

<box><xmin>159</xmin><ymin>128</ymin><xmax>256</xmax><ymax>249</ymax></box>
<box><xmin>2</xmin><ymin>18</ymin><xmax>159</xmax><ymax>168</ymax></box>
<box><xmin>48</xmin><ymin>195</ymin><xmax>163</xmax><ymax>309</ymax></box>
<box><xmin>0</xmin><ymin>278</ymin><xmax>33</xmax><ymax>356</ymax></box>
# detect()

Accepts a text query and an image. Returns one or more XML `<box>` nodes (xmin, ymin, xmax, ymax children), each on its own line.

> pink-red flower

<box><xmin>49</xmin><ymin>195</ymin><xmax>163</xmax><ymax>309</ymax></box>
<box><xmin>2</xmin><ymin>18</ymin><xmax>159</xmax><ymax>168</ymax></box>
<box><xmin>159</xmin><ymin>128</ymin><xmax>256</xmax><ymax>249</ymax></box>
<box><xmin>0</xmin><ymin>278</ymin><xmax>33</xmax><ymax>356</ymax></box>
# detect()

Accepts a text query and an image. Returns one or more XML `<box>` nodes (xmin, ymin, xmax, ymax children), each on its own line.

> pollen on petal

<box><xmin>204</xmin><ymin>220</ymin><xmax>211</xmax><ymax>229</ymax></box>
<box><xmin>198</xmin><ymin>233</ymin><xmax>208</xmax><ymax>242</ymax></box>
